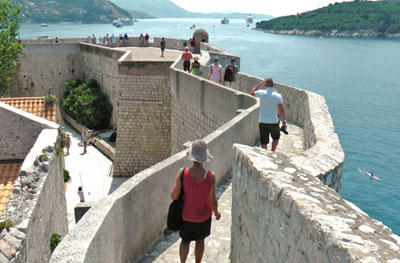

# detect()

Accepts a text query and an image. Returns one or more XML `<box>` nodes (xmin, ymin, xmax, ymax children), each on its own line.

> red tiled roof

<box><xmin>0</xmin><ymin>97</ymin><xmax>56</xmax><ymax>122</ymax></box>
<box><xmin>0</xmin><ymin>163</ymin><xmax>22</xmax><ymax>215</ymax></box>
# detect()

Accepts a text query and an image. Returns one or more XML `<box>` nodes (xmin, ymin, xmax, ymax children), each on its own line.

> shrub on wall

<box><xmin>61</xmin><ymin>79</ymin><xmax>112</xmax><ymax>129</ymax></box>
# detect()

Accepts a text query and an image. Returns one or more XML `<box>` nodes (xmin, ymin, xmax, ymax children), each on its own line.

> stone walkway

<box><xmin>62</xmin><ymin>124</ymin><xmax>128</xmax><ymax>230</ymax></box>
<box><xmin>139</xmin><ymin>123</ymin><xmax>304</xmax><ymax>263</ymax></box>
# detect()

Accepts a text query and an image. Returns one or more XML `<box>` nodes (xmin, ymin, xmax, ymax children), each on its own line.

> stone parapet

<box><xmin>231</xmin><ymin>144</ymin><xmax>400</xmax><ymax>262</ymax></box>
<box><xmin>0</xmin><ymin>129</ymin><xmax>68</xmax><ymax>262</ymax></box>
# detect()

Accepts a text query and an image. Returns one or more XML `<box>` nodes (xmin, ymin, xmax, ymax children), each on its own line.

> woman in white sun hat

<box><xmin>170</xmin><ymin>139</ymin><xmax>221</xmax><ymax>263</ymax></box>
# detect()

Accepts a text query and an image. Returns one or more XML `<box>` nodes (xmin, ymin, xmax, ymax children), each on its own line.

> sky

<box><xmin>170</xmin><ymin>0</ymin><xmax>361</xmax><ymax>17</ymax></box>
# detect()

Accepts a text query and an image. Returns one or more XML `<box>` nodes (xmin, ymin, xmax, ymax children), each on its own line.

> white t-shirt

<box><xmin>255</xmin><ymin>88</ymin><xmax>283</xmax><ymax>124</ymax></box>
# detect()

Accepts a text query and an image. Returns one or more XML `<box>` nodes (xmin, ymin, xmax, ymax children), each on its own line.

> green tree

<box><xmin>0</xmin><ymin>0</ymin><xmax>23</xmax><ymax>94</ymax></box>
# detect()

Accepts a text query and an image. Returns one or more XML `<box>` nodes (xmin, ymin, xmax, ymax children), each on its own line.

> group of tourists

<box><xmin>172</xmin><ymin>43</ymin><xmax>287</xmax><ymax>262</ymax></box>
<box><xmin>88</xmin><ymin>33</ymin><xmax>129</xmax><ymax>47</ymax></box>
<box><xmin>139</xmin><ymin>33</ymin><xmax>150</xmax><ymax>47</ymax></box>
<box><xmin>181</xmin><ymin>47</ymin><xmax>239</xmax><ymax>85</ymax></box>
<box><xmin>170</xmin><ymin>77</ymin><xmax>287</xmax><ymax>262</ymax></box>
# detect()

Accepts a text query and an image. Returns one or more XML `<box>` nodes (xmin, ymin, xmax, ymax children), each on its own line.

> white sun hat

<box><xmin>186</xmin><ymin>140</ymin><xmax>213</xmax><ymax>163</ymax></box>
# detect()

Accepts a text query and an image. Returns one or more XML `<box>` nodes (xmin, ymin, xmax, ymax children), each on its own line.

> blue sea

<box><xmin>20</xmin><ymin>19</ymin><xmax>400</xmax><ymax>235</ymax></box>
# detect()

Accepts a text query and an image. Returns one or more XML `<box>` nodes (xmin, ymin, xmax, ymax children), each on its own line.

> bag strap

<box><xmin>179</xmin><ymin>168</ymin><xmax>185</xmax><ymax>199</ymax></box>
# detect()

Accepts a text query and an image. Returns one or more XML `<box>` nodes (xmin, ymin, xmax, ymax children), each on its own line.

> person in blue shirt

<box><xmin>250</xmin><ymin>78</ymin><xmax>287</xmax><ymax>151</ymax></box>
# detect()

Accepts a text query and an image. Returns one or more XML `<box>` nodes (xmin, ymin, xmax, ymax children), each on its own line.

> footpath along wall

<box><xmin>49</xmin><ymin>52</ymin><xmax>260</xmax><ymax>263</ymax></box>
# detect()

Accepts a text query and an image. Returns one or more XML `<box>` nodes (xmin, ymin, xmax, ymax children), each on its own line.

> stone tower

<box><xmin>193</xmin><ymin>29</ymin><xmax>209</xmax><ymax>54</ymax></box>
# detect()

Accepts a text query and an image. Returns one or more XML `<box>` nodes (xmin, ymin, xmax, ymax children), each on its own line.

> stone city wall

<box><xmin>231</xmin><ymin>144</ymin><xmax>400</xmax><ymax>262</ymax></box>
<box><xmin>12</xmin><ymin>43</ymin><xmax>83</xmax><ymax>99</ymax></box>
<box><xmin>0</xmin><ymin>129</ymin><xmax>68</xmax><ymax>263</ymax></box>
<box><xmin>79</xmin><ymin>43</ymin><xmax>128</xmax><ymax>127</ymax></box>
<box><xmin>22</xmin><ymin>38</ymin><xmax>86</xmax><ymax>44</ymax></box>
<box><xmin>0</xmin><ymin>102</ymin><xmax>58</xmax><ymax>160</ymax></box>
<box><xmin>49</xmin><ymin>54</ymin><xmax>260</xmax><ymax>262</ymax></box>
<box><xmin>113</xmin><ymin>60</ymin><xmax>172</xmax><ymax>177</ymax></box>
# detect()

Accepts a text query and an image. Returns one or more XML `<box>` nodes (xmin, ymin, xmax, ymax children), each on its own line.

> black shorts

<box><xmin>259</xmin><ymin>122</ymin><xmax>280</xmax><ymax>144</ymax></box>
<box><xmin>183</xmin><ymin>61</ymin><xmax>191</xmax><ymax>71</ymax></box>
<box><xmin>180</xmin><ymin>217</ymin><xmax>211</xmax><ymax>241</ymax></box>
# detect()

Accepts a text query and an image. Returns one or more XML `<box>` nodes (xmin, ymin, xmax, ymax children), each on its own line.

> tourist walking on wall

<box><xmin>119</xmin><ymin>34</ymin><xmax>123</xmax><ymax>46</ymax></box>
<box><xmin>123</xmin><ymin>33</ymin><xmax>128</xmax><ymax>46</ymax></box>
<box><xmin>190</xmin><ymin>56</ymin><xmax>202</xmax><ymax>76</ymax></box>
<box><xmin>190</xmin><ymin>37</ymin><xmax>195</xmax><ymax>53</ymax></box>
<box><xmin>81</xmin><ymin>130</ymin><xmax>89</xmax><ymax>154</ymax></box>
<box><xmin>78</xmin><ymin>186</ymin><xmax>85</xmax><ymax>202</ymax></box>
<box><xmin>209</xmin><ymin>57</ymin><xmax>222</xmax><ymax>83</ymax></box>
<box><xmin>250</xmin><ymin>78</ymin><xmax>287</xmax><ymax>151</ymax></box>
<box><xmin>160</xmin><ymin>37</ymin><xmax>166</xmax><ymax>57</ymax></box>
<box><xmin>65</xmin><ymin>134</ymin><xmax>71</xmax><ymax>155</ymax></box>
<box><xmin>182</xmin><ymin>47</ymin><xmax>193</xmax><ymax>72</ymax></box>
<box><xmin>170</xmin><ymin>140</ymin><xmax>221</xmax><ymax>263</ymax></box>
<box><xmin>144</xmin><ymin>33</ymin><xmax>149</xmax><ymax>46</ymax></box>
<box><xmin>223</xmin><ymin>58</ymin><xmax>239</xmax><ymax>86</ymax></box>
<box><xmin>139</xmin><ymin>33</ymin><xmax>144</xmax><ymax>47</ymax></box>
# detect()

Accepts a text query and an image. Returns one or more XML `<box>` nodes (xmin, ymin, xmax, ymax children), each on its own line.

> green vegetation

<box><xmin>63</xmin><ymin>169</ymin><xmax>70</xmax><ymax>183</ymax></box>
<box><xmin>45</xmin><ymin>94</ymin><xmax>58</xmax><ymax>107</ymax></box>
<box><xmin>256</xmin><ymin>0</ymin><xmax>400</xmax><ymax>35</ymax></box>
<box><xmin>62</xmin><ymin>79</ymin><xmax>112</xmax><ymax>130</ymax></box>
<box><xmin>50</xmin><ymin>233</ymin><xmax>61</xmax><ymax>252</ymax></box>
<box><xmin>10</xmin><ymin>0</ymin><xmax>132</xmax><ymax>23</ymax></box>
<box><xmin>0</xmin><ymin>0</ymin><xmax>23</xmax><ymax>95</ymax></box>
<box><xmin>0</xmin><ymin>220</ymin><xmax>14</xmax><ymax>232</ymax></box>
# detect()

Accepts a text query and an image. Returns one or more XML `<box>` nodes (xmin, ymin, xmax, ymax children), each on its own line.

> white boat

<box><xmin>133</xmin><ymin>18</ymin><xmax>139</xmax><ymax>22</ymax></box>
<box><xmin>246</xmin><ymin>14</ymin><xmax>254</xmax><ymax>24</ymax></box>
<box><xmin>38</xmin><ymin>34</ymin><xmax>49</xmax><ymax>39</ymax></box>
<box><xmin>40</xmin><ymin>23</ymin><xmax>48</xmax><ymax>27</ymax></box>
<box><xmin>112</xmin><ymin>18</ymin><xmax>124</xmax><ymax>27</ymax></box>
<box><xmin>358</xmin><ymin>169</ymin><xmax>381</xmax><ymax>181</ymax></box>
<box><xmin>221</xmin><ymin>17</ymin><xmax>229</xmax><ymax>24</ymax></box>
<box><xmin>121</xmin><ymin>18</ymin><xmax>133</xmax><ymax>26</ymax></box>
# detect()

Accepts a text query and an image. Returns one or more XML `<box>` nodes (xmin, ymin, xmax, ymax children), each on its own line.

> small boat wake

<box><xmin>358</xmin><ymin>168</ymin><xmax>381</xmax><ymax>181</ymax></box>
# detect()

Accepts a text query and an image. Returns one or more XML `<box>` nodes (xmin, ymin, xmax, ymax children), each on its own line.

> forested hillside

<box><xmin>10</xmin><ymin>0</ymin><xmax>132</xmax><ymax>23</ymax></box>
<box><xmin>256</xmin><ymin>0</ymin><xmax>400</xmax><ymax>36</ymax></box>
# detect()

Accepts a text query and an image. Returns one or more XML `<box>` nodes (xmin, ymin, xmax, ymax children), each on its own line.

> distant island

<box><xmin>10</xmin><ymin>0</ymin><xmax>152</xmax><ymax>24</ymax></box>
<box><xmin>256</xmin><ymin>0</ymin><xmax>400</xmax><ymax>38</ymax></box>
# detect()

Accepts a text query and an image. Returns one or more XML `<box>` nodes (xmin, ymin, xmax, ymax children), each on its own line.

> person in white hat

<box><xmin>170</xmin><ymin>139</ymin><xmax>221</xmax><ymax>263</ymax></box>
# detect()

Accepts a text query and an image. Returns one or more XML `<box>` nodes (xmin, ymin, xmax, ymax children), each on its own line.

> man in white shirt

<box><xmin>250</xmin><ymin>78</ymin><xmax>287</xmax><ymax>151</ymax></box>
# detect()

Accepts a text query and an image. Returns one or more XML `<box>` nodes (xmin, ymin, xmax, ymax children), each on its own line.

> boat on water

<box><xmin>246</xmin><ymin>14</ymin><xmax>254</xmax><ymax>24</ymax></box>
<box><xmin>121</xmin><ymin>18</ymin><xmax>133</xmax><ymax>26</ymax></box>
<box><xmin>38</xmin><ymin>34</ymin><xmax>49</xmax><ymax>39</ymax></box>
<box><xmin>133</xmin><ymin>18</ymin><xmax>139</xmax><ymax>22</ymax></box>
<box><xmin>358</xmin><ymin>169</ymin><xmax>381</xmax><ymax>181</ymax></box>
<box><xmin>221</xmin><ymin>17</ymin><xmax>229</xmax><ymax>24</ymax></box>
<box><xmin>40</xmin><ymin>23</ymin><xmax>48</xmax><ymax>27</ymax></box>
<box><xmin>112</xmin><ymin>18</ymin><xmax>133</xmax><ymax>27</ymax></box>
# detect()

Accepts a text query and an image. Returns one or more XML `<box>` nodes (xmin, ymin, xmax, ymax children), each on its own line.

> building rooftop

<box><xmin>0</xmin><ymin>162</ymin><xmax>22</xmax><ymax>215</ymax></box>
<box><xmin>0</xmin><ymin>97</ymin><xmax>56</xmax><ymax>122</ymax></box>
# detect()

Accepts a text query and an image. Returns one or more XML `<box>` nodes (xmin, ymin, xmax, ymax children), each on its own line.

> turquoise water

<box><xmin>20</xmin><ymin>19</ymin><xmax>400</xmax><ymax>235</ymax></box>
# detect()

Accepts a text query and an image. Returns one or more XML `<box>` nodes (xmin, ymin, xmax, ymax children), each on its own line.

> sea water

<box><xmin>20</xmin><ymin>18</ymin><xmax>400</xmax><ymax>235</ymax></box>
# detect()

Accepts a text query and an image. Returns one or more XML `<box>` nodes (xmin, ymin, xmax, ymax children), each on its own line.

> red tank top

<box><xmin>182</xmin><ymin>168</ymin><xmax>212</xmax><ymax>222</ymax></box>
